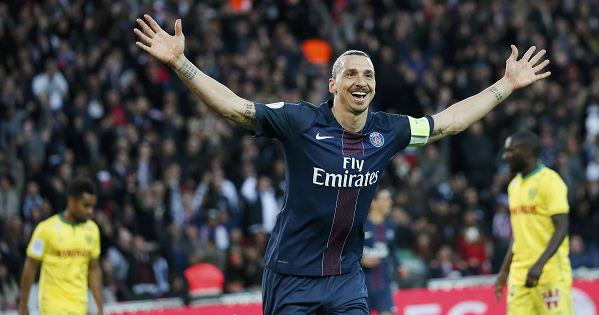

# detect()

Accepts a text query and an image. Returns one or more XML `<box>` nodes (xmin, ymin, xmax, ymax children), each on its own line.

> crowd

<box><xmin>1</xmin><ymin>0</ymin><xmax>599</xmax><ymax>310</ymax></box>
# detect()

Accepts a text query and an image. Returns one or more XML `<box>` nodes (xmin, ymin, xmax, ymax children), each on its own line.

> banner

<box><xmin>107</xmin><ymin>279</ymin><xmax>599</xmax><ymax>315</ymax></box>
<box><xmin>393</xmin><ymin>280</ymin><xmax>599</xmax><ymax>315</ymax></box>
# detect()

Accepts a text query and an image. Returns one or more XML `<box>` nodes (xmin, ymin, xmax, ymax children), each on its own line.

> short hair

<box><xmin>67</xmin><ymin>177</ymin><xmax>97</xmax><ymax>199</ymax></box>
<box><xmin>331</xmin><ymin>50</ymin><xmax>371</xmax><ymax>80</ymax></box>
<box><xmin>510</xmin><ymin>130</ymin><xmax>541</xmax><ymax>157</ymax></box>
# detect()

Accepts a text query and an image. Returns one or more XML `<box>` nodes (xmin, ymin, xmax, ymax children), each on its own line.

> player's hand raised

<box><xmin>504</xmin><ymin>45</ymin><xmax>550</xmax><ymax>90</ymax></box>
<box><xmin>134</xmin><ymin>15</ymin><xmax>185</xmax><ymax>68</ymax></box>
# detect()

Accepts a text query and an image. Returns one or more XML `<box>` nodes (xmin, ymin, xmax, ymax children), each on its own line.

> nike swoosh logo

<box><xmin>364</xmin><ymin>232</ymin><xmax>373</xmax><ymax>239</ymax></box>
<box><xmin>316</xmin><ymin>133</ymin><xmax>334</xmax><ymax>140</ymax></box>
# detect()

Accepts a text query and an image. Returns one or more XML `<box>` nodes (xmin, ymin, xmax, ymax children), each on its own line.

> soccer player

<box><xmin>362</xmin><ymin>189</ymin><xmax>409</xmax><ymax>315</ymax></box>
<box><xmin>495</xmin><ymin>131</ymin><xmax>572</xmax><ymax>315</ymax></box>
<box><xmin>134</xmin><ymin>15</ymin><xmax>550</xmax><ymax>314</ymax></box>
<box><xmin>19</xmin><ymin>177</ymin><xmax>103</xmax><ymax>315</ymax></box>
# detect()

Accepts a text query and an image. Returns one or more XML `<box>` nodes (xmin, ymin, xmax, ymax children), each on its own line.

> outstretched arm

<box><xmin>428</xmin><ymin>45</ymin><xmax>550</xmax><ymax>142</ymax></box>
<box><xmin>134</xmin><ymin>15</ymin><xmax>256</xmax><ymax>130</ymax></box>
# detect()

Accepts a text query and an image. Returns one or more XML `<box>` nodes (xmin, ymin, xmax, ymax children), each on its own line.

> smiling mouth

<box><xmin>350</xmin><ymin>91</ymin><xmax>368</xmax><ymax>102</ymax></box>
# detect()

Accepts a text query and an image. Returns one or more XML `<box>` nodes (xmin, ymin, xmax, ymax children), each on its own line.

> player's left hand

<box><xmin>525</xmin><ymin>263</ymin><xmax>544</xmax><ymax>287</ymax></box>
<box><xmin>504</xmin><ymin>45</ymin><xmax>551</xmax><ymax>90</ymax></box>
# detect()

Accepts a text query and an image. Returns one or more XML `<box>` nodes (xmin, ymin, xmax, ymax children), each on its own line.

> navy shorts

<box><xmin>262</xmin><ymin>266</ymin><xmax>369</xmax><ymax>315</ymax></box>
<box><xmin>366</xmin><ymin>287</ymin><xmax>394</xmax><ymax>313</ymax></box>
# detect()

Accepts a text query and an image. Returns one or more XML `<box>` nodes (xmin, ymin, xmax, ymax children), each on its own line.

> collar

<box><xmin>318</xmin><ymin>99</ymin><xmax>373</xmax><ymax>129</ymax></box>
<box><xmin>521</xmin><ymin>164</ymin><xmax>545</xmax><ymax>180</ymax></box>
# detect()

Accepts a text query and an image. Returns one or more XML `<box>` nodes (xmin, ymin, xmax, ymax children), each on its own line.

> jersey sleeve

<box><xmin>543</xmin><ymin>173</ymin><xmax>569</xmax><ymax>215</ymax></box>
<box><xmin>27</xmin><ymin>223</ymin><xmax>48</xmax><ymax>261</ymax></box>
<box><xmin>253</xmin><ymin>102</ymin><xmax>318</xmax><ymax>141</ymax></box>
<box><xmin>389</xmin><ymin>114</ymin><xmax>434</xmax><ymax>149</ymax></box>
<box><xmin>91</xmin><ymin>223</ymin><xmax>101</xmax><ymax>259</ymax></box>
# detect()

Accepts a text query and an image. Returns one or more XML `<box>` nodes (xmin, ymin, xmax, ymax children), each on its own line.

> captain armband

<box><xmin>407</xmin><ymin>116</ymin><xmax>431</xmax><ymax>147</ymax></box>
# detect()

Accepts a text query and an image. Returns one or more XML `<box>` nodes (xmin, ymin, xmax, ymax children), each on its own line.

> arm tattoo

<box><xmin>176</xmin><ymin>59</ymin><xmax>198</xmax><ymax>80</ymax></box>
<box><xmin>430</xmin><ymin>128</ymin><xmax>444</xmax><ymax>137</ymax></box>
<box><xmin>241</xmin><ymin>102</ymin><xmax>256</xmax><ymax>127</ymax></box>
<box><xmin>489</xmin><ymin>86</ymin><xmax>502</xmax><ymax>101</ymax></box>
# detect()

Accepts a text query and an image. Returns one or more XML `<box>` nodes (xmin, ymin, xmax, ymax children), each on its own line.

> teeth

<box><xmin>352</xmin><ymin>92</ymin><xmax>366</xmax><ymax>96</ymax></box>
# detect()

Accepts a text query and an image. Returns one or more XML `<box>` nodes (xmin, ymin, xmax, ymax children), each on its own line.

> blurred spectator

<box><xmin>456</xmin><ymin>211</ymin><xmax>491</xmax><ymax>275</ymax></box>
<box><xmin>569</xmin><ymin>235</ymin><xmax>599</xmax><ymax>269</ymax></box>
<box><xmin>22</xmin><ymin>181</ymin><xmax>42</xmax><ymax>220</ymax></box>
<box><xmin>0</xmin><ymin>262</ymin><xmax>19</xmax><ymax>311</ymax></box>
<box><xmin>128</xmin><ymin>235</ymin><xmax>170</xmax><ymax>299</ymax></box>
<box><xmin>0</xmin><ymin>175</ymin><xmax>19</xmax><ymax>222</ymax></box>
<box><xmin>199</xmin><ymin>209</ymin><xmax>229</xmax><ymax>251</ymax></box>
<box><xmin>32</xmin><ymin>58</ymin><xmax>68</xmax><ymax>111</ymax></box>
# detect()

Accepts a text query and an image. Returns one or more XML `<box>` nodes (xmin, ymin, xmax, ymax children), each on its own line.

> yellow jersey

<box><xmin>507</xmin><ymin>165</ymin><xmax>572</xmax><ymax>286</ymax></box>
<box><xmin>26</xmin><ymin>214</ymin><xmax>101</xmax><ymax>315</ymax></box>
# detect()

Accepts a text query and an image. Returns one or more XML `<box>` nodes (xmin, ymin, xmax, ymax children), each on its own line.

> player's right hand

<box><xmin>134</xmin><ymin>15</ymin><xmax>185</xmax><ymax>68</ymax></box>
<box><xmin>494</xmin><ymin>272</ymin><xmax>508</xmax><ymax>302</ymax></box>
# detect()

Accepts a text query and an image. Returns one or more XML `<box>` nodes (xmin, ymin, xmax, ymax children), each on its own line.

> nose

<box><xmin>355</xmin><ymin>74</ymin><xmax>367</xmax><ymax>87</ymax></box>
<box><xmin>502</xmin><ymin>151</ymin><xmax>508</xmax><ymax>161</ymax></box>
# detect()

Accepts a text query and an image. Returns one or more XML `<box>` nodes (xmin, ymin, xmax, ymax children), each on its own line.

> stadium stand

<box><xmin>1</xmin><ymin>0</ymin><xmax>599</xmax><ymax>310</ymax></box>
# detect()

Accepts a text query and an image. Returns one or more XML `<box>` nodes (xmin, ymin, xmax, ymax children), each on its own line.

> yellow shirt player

<box><xmin>495</xmin><ymin>131</ymin><xmax>572</xmax><ymax>315</ymax></box>
<box><xmin>19</xmin><ymin>177</ymin><xmax>103</xmax><ymax>315</ymax></box>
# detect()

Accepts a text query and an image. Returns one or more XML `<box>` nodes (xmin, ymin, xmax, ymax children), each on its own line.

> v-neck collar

<box><xmin>318</xmin><ymin>100</ymin><xmax>373</xmax><ymax>132</ymax></box>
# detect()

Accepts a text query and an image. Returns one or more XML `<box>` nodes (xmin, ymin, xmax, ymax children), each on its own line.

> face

<box><xmin>329</xmin><ymin>55</ymin><xmax>375</xmax><ymax>114</ymax></box>
<box><xmin>373</xmin><ymin>189</ymin><xmax>392</xmax><ymax>216</ymax></box>
<box><xmin>502</xmin><ymin>137</ymin><xmax>527</xmax><ymax>173</ymax></box>
<box><xmin>68</xmin><ymin>192</ymin><xmax>97</xmax><ymax>223</ymax></box>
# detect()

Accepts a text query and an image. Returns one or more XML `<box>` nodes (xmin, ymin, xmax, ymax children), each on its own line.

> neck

<box><xmin>520</xmin><ymin>161</ymin><xmax>540</xmax><ymax>178</ymax></box>
<box><xmin>331</xmin><ymin>99</ymin><xmax>368</xmax><ymax>132</ymax></box>
<box><xmin>62</xmin><ymin>209</ymin><xmax>76</xmax><ymax>224</ymax></box>
<box><xmin>368</xmin><ymin>210</ymin><xmax>385</xmax><ymax>224</ymax></box>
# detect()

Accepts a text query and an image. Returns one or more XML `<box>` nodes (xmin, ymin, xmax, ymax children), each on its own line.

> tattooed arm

<box><xmin>428</xmin><ymin>45</ymin><xmax>551</xmax><ymax>143</ymax></box>
<box><xmin>134</xmin><ymin>15</ymin><xmax>256</xmax><ymax>130</ymax></box>
<box><xmin>171</xmin><ymin>57</ymin><xmax>256</xmax><ymax>130</ymax></box>
<box><xmin>427</xmin><ymin>78</ymin><xmax>513</xmax><ymax>143</ymax></box>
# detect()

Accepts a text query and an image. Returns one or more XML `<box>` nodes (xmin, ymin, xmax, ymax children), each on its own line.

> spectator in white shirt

<box><xmin>32</xmin><ymin>58</ymin><xmax>68</xmax><ymax>111</ymax></box>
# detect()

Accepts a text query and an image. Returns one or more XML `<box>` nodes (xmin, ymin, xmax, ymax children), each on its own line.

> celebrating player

<box><xmin>134</xmin><ymin>14</ymin><xmax>550</xmax><ymax>314</ymax></box>
<box><xmin>362</xmin><ymin>189</ymin><xmax>409</xmax><ymax>315</ymax></box>
<box><xmin>495</xmin><ymin>131</ymin><xmax>572</xmax><ymax>315</ymax></box>
<box><xmin>19</xmin><ymin>177</ymin><xmax>103</xmax><ymax>315</ymax></box>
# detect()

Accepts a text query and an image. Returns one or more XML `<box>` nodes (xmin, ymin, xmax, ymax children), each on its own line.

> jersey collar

<box><xmin>319</xmin><ymin>100</ymin><xmax>373</xmax><ymax>129</ymax></box>
<box><xmin>521</xmin><ymin>164</ymin><xmax>545</xmax><ymax>180</ymax></box>
<box><xmin>58</xmin><ymin>213</ymin><xmax>81</xmax><ymax>227</ymax></box>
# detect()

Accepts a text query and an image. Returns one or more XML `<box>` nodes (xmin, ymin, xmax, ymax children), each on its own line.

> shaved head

<box><xmin>331</xmin><ymin>50</ymin><xmax>371</xmax><ymax>80</ymax></box>
<box><xmin>510</xmin><ymin>130</ymin><xmax>541</xmax><ymax>158</ymax></box>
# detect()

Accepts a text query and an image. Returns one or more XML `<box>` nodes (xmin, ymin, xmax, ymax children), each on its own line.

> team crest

<box><xmin>529</xmin><ymin>187</ymin><xmax>538</xmax><ymax>200</ymax></box>
<box><xmin>542</xmin><ymin>289</ymin><xmax>560</xmax><ymax>310</ymax></box>
<box><xmin>55</xmin><ymin>224</ymin><xmax>62</xmax><ymax>232</ymax></box>
<box><xmin>369</xmin><ymin>132</ymin><xmax>384</xmax><ymax>147</ymax></box>
<box><xmin>86</xmin><ymin>235</ymin><xmax>93</xmax><ymax>244</ymax></box>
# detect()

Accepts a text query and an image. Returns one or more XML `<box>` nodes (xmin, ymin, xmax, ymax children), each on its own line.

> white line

<box><xmin>322</xmin><ymin>189</ymin><xmax>341</xmax><ymax>276</ymax></box>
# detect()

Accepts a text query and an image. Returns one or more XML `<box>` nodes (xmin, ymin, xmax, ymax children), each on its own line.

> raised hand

<box><xmin>505</xmin><ymin>45</ymin><xmax>551</xmax><ymax>90</ymax></box>
<box><xmin>134</xmin><ymin>15</ymin><xmax>185</xmax><ymax>68</ymax></box>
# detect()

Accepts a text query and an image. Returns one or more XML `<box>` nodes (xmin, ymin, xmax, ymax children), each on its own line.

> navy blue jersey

<box><xmin>253</xmin><ymin>100</ymin><xmax>432</xmax><ymax>276</ymax></box>
<box><xmin>362</xmin><ymin>218</ymin><xmax>400</xmax><ymax>290</ymax></box>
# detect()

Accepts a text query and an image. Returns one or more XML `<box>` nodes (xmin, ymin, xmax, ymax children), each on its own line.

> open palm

<box><xmin>134</xmin><ymin>15</ymin><xmax>185</xmax><ymax>68</ymax></box>
<box><xmin>505</xmin><ymin>45</ymin><xmax>551</xmax><ymax>90</ymax></box>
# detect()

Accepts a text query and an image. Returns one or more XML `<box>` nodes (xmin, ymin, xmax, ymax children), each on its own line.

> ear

<box><xmin>329</xmin><ymin>78</ymin><xmax>337</xmax><ymax>94</ymax></box>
